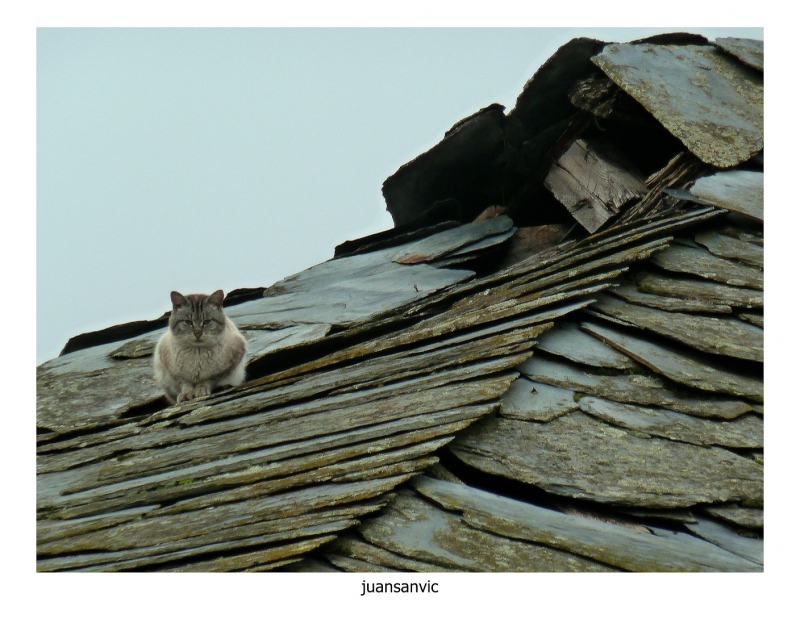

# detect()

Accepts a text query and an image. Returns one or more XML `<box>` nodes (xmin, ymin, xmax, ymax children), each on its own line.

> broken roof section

<box><xmin>380</xmin><ymin>34</ymin><xmax>762</xmax><ymax>234</ymax></box>
<box><xmin>592</xmin><ymin>42</ymin><xmax>763</xmax><ymax>168</ymax></box>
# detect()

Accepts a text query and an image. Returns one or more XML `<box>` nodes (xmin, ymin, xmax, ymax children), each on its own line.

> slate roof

<box><xmin>36</xmin><ymin>33</ymin><xmax>763</xmax><ymax>572</ymax></box>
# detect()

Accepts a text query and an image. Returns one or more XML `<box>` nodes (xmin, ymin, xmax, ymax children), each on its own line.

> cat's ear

<box><xmin>170</xmin><ymin>291</ymin><xmax>188</xmax><ymax>308</ymax></box>
<box><xmin>207</xmin><ymin>290</ymin><xmax>225</xmax><ymax>308</ymax></box>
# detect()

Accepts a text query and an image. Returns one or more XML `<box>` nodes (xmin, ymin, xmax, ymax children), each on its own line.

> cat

<box><xmin>153</xmin><ymin>290</ymin><xmax>247</xmax><ymax>404</ymax></box>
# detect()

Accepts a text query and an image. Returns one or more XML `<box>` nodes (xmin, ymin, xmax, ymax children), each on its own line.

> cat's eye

<box><xmin>203</xmin><ymin>320</ymin><xmax>213</xmax><ymax>326</ymax></box>
<box><xmin>181</xmin><ymin>320</ymin><xmax>192</xmax><ymax>326</ymax></box>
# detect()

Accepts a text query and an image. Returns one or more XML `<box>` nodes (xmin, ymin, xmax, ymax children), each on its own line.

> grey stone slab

<box><xmin>519</xmin><ymin>354</ymin><xmax>751</xmax><ymax>420</ymax></box>
<box><xmin>399</xmin><ymin>308</ymin><xmax>563</xmax><ymax>358</ymax></box>
<box><xmin>413</xmin><ymin>476</ymin><xmax>760</xmax><ymax>572</ymax></box>
<box><xmin>108</xmin><ymin>329</ymin><xmax>165</xmax><ymax>359</ymax></box>
<box><xmin>164</xmin><ymin>535</ymin><xmax>338</xmax><ymax>573</ymax></box>
<box><xmin>327</xmin><ymin>535</ymin><xmax>458</xmax><ymax>573</ymax></box>
<box><xmin>111</xmin><ymin>325</ymin><xmax>335</xmax><ymax>363</ymax></box>
<box><xmin>704</xmin><ymin>504</ymin><xmax>763</xmax><ymax>529</ymax></box>
<box><xmin>442</xmin><ymin>226</ymin><xmax>518</xmax><ymax>258</ymax></box>
<box><xmin>406</xmin><ymin>205</ymin><xmax>721</xmax><ymax>322</ymax></box>
<box><xmin>37</xmin><ymin>332</ymin><xmax>518</xmax><ymax>471</ymax></box>
<box><xmin>591</xmin><ymin>294</ymin><xmax>763</xmax><ymax>362</ymax></box>
<box><xmin>392</xmin><ymin>216</ymin><xmax>514</xmax><ymax>264</ymax></box>
<box><xmin>281</xmin><ymin>557</ymin><xmax>342</xmax><ymax>572</ymax></box>
<box><xmin>683</xmin><ymin>517</ymin><xmax>763</xmax><ymax>565</ymax></box>
<box><xmin>38</xmin><ymin>344</ymin><xmax>522</xmax><ymax>474</ymax></box>
<box><xmin>608</xmin><ymin>281</ymin><xmax>732</xmax><ymax>314</ymax></box>
<box><xmin>714</xmin><ymin>37</ymin><xmax>763</xmax><ymax>71</ymax></box>
<box><xmin>719</xmin><ymin>225</ymin><xmax>763</xmax><ymax>247</ymax></box>
<box><xmin>584</xmin><ymin>309</ymin><xmax>638</xmax><ymax>328</ymax></box>
<box><xmin>37</xmin><ymin>505</ymin><xmax>160</xmax><ymax>545</ymax></box>
<box><xmin>450</xmin><ymin>413</ymin><xmax>763</xmax><ymax>509</ymax></box>
<box><xmin>44</xmin><ymin>395</ymin><xmax>494</xmax><ymax>512</ymax></box>
<box><xmin>695</xmin><ymin>231</ymin><xmax>763</xmax><ymax>269</ymax></box>
<box><xmin>37</xmin><ymin>356</ymin><xmax>164</xmax><ymax>434</ymax></box>
<box><xmin>593</xmin><ymin>44</ymin><xmax>762</xmax><ymax>167</ymax></box>
<box><xmin>42</xmin><ymin>476</ymin><xmax>402</xmax><ymax>556</ymax></box>
<box><xmin>325</xmin><ymin>554</ymin><xmax>400</xmax><ymax>572</ymax></box>
<box><xmin>690</xmin><ymin>171</ymin><xmax>764</xmax><ymax>221</ymax></box>
<box><xmin>739</xmin><ymin>312</ymin><xmax>763</xmax><ymax>328</ymax></box>
<box><xmin>38</xmin><ymin>336</ymin><xmax>136</xmax><ymax>376</ymax></box>
<box><xmin>226</xmin><ymin>245</ymin><xmax>474</xmax><ymax>330</ymax></box>
<box><xmin>38</xmin><ymin>517</ymin><xmax>353</xmax><ymax>572</ymax></box>
<box><xmin>635</xmin><ymin>271</ymin><xmax>762</xmax><ymax>309</ymax></box>
<box><xmin>170</xmin><ymin>319</ymin><xmax>536</xmax><ymax>430</ymax></box>
<box><xmin>358</xmin><ymin>490</ymin><xmax>613</xmax><ymax>572</ymax></box>
<box><xmin>534</xmin><ymin>320</ymin><xmax>635</xmax><ymax>369</ymax></box>
<box><xmin>499</xmin><ymin>378</ymin><xmax>578</xmax><ymax>422</ymax></box>
<box><xmin>582</xmin><ymin>322</ymin><xmax>763</xmax><ymax>402</ymax></box>
<box><xmin>578</xmin><ymin>397</ymin><xmax>763</xmax><ymax>448</ymax></box>
<box><xmin>620</xmin><ymin>508</ymin><xmax>697</xmax><ymax>524</ymax></box>
<box><xmin>501</xmin><ymin>224</ymin><xmax>574</xmax><ymax>267</ymax></box>
<box><xmin>44</xmin><ymin>432</ymin><xmax>442</xmax><ymax>523</ymax></box>
<box><xmin>651</xmin><ymin>243</ymin><xmax>763</xmax><ymax>290</ymax></box>
<box><xmin>429</xmin><ymin>254</ymin><xmax>482</xmax><ymax>269</ymax></box>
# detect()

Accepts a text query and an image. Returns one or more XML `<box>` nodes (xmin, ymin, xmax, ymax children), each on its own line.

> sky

<box><xmin>36</xmin><ymin>26</ymin><xmax>763</xmax><ymax>363</ymax></box>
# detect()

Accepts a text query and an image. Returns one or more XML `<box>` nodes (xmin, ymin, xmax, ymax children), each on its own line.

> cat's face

<box><xmin>169</xmin><ymin>290</ymin><xmax>227</xmax><ymax>346</ymax></box>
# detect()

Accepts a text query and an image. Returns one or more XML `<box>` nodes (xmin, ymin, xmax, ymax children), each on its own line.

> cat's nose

<box><xmin>193</xmin><ymin>330</ymin><xmax>202</xmax><ymax>339</ymax></box>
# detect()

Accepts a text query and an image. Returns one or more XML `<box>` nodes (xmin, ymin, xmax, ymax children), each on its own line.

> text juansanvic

<box><xmin>361</xmin><ymin>580</ymin><xmax>439</xmax><ymax>596</ymax></box>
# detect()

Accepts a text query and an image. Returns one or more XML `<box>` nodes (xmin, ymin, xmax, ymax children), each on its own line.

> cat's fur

<box><xmin>153</xmin><ymin>290</ymin><xmax>247</xmax><ymax>404</ymax></box>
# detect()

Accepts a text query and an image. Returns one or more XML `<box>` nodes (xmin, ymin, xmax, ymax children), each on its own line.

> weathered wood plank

<box><xmin>450</xmin><ymin>413</ymin><xmax>763</xmax><ymax>508</ymax></box>
<box><xmin>545</xmin><ymin>139</ymin><xmax>647</xmax><ymax>233</ymax></box>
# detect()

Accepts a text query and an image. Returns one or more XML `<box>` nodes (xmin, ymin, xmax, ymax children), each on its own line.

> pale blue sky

<box><xmin>37</xmin><ymin>27</ymin><xmax>763</xmax><ymax>364</ymax></box>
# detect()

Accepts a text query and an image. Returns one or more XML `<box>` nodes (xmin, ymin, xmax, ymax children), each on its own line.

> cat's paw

<box><xmin>193</xmin><ymin>383</ymin><xmax>212</xmax><ymax>399</ymax></box>
<box><xmin>176</xmin><ymin>384</ymin><xmax>211</xmax><ymax>404</ymax></box>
